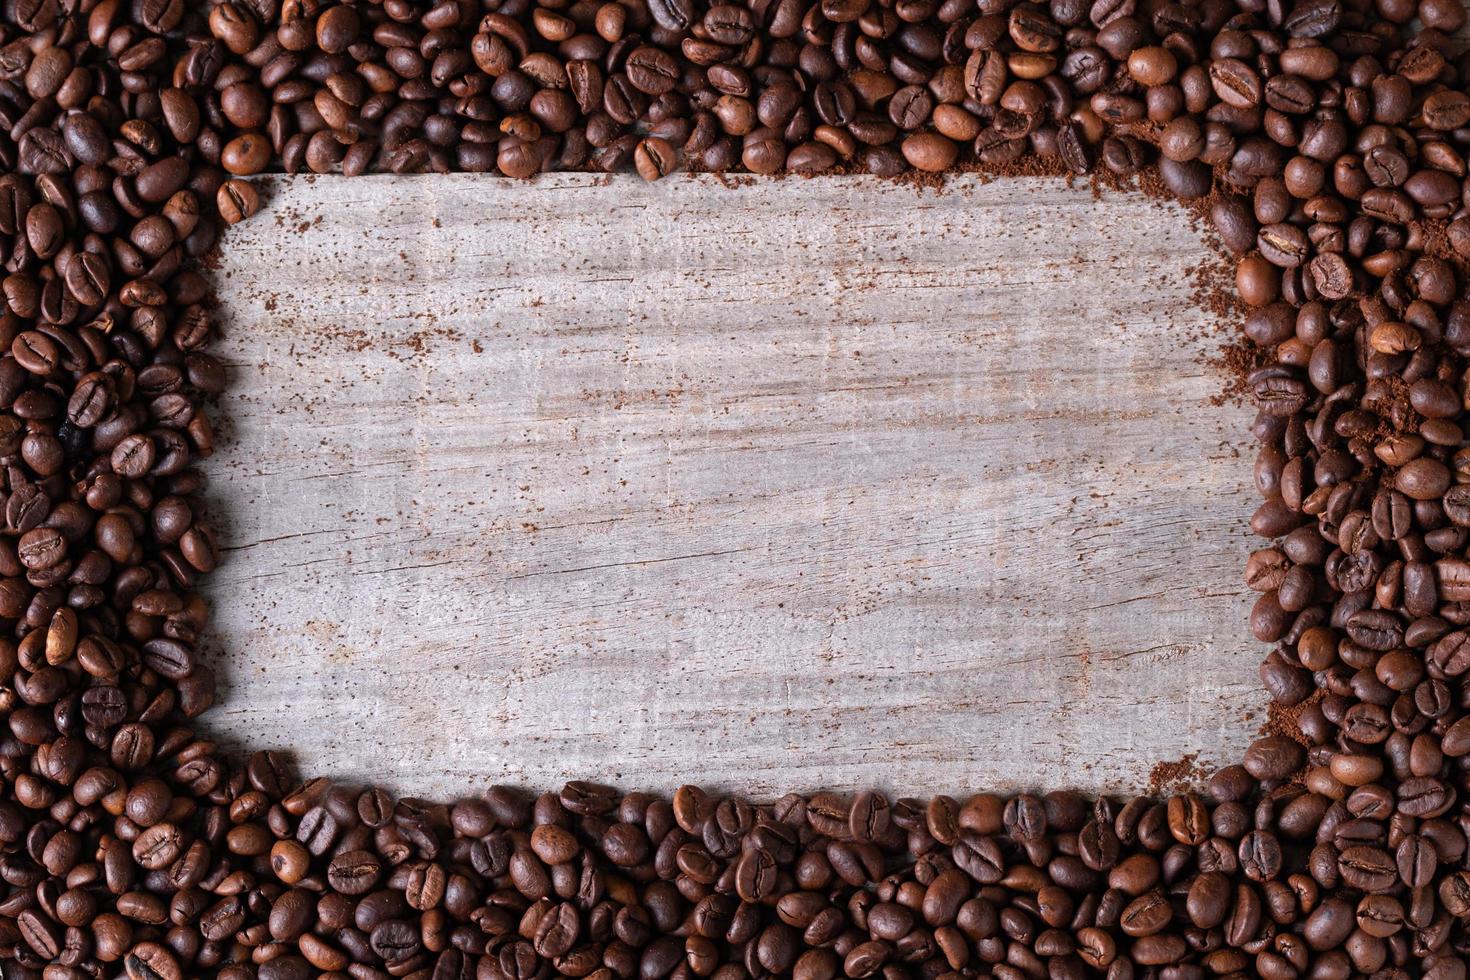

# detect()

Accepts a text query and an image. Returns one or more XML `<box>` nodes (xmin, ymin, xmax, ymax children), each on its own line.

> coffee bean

<box><xmin>1057</xmin><ymin>123</ymin><xmax>1096</xmax><ymax>174</ymax></box>
<box><xmin>1120</xmin><ymin>890</ymin><xmax>1173</xmax><ymax>936</ymax></box>
<box><xmin>328</xmin><ymin>849</ymin><xmax>383</xmax><ymax>895</ymax></box>
<box><xmin>735</xmin><ymin>846</ymin><xmax>778</xmax><ymax>901</ymax></box>
<box><xmin>634</xmin><ymin>137</ymin><xmax>678</xmax><ymax>181</ymax></box>
<box><xmin>1308</xmin><ymin>252</ymin><xmax>1353</xmax><ymax>299</ymax></box>
<box><xmin>133</xmin><ymin>822</ymin><xmax>184</xmax><ymax>870</ymax></box>
<box><xmin>1258</xmin><ymin>223</ymin><xmax>1310</xmax><ymax>267</ymax></box>
<box><xmin>1339</xmin><ymin>846</ymin><xmax>1398</xmax><ymax>892</ymax></box>
<box><xmin>626</xmin><ymin>48</ymin><xmax>679</xmax><ymax>96</ymax></box>
<box><xmin>369</xmin><ymin>919</ymin><xmax>421</xmax><ymax>965</ymax></box>
<box><xmin>1396</xmin><ymin>457</ymin><xmax>1451</xmax><ymax>500</ymax></box>
<box><xmin>1243</xmin><ymin>736</ymin><xmax>1305</xmax><ymax>781</ymax></box>
<box><xmin>1186</xmin><ymin>871</ymin><xmax>1231</xmax><ymax>928</ymax></box>
<box><xmin>1210</xmin><ymin>59</ymin><xmax>1262</xmax><ymax>109</ymax></box>
<box><xmin>17</xmin><ymin>909</ymin><xmax>60</xmax><ymax>959</ymax></box>
<box><xmin>1239</xmin><ymin>830</ymin><xmax>1283</xmax><ymax>881</ymax></box>
<box><xmin>1160</xmin><ymin>157</ymin><xmax>1213</xmax><ymax>198</ymax></box>
<box><xmin>316</xmin><ymin>5</ymin><xmax>360</xmax><ymax>53</ymax></box>
<box><xmin>601</xmin><ymin>821</ymin><xmax>649</xmax><ymax>866</ymax></box>
<box><xmin>902</xmin><ymin>132</ymin><xmax>957</xmax><ymax>172</ymax></box>
<box><xmin>217</xmin><ymin>178</ymin><xmax>260</xmax><ymax>225</ymax></box>
<box><xmin>849</xmin><ymin>790</ymin><xmax>890</xmax><ymax>841</ymax></box>
<box><xmin>533</xmin><ymin>901</ymin><xmax>581</xmax><ymax>957</ymax></box>
<box><xmin>1423</xmin><ymin>91</ymin><xmax>1470</xmax><ymax>130</ymax></box>
<box><xmin>844</xmin><ymin>940</ymin><xmax>890</xmax><ymax>977</ymax></box>
<box><xmin>648</xmin><ymin>0</ymin><xmax>695</xmax><ymax>31</ymax></box>
<box><xmin>222</xmin><ymin>133</ymin><xmax>272</xmax><ymax>175</ymax></box>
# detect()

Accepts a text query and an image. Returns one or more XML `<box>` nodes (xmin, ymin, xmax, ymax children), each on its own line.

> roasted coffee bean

<box><xmin>634</xmin><ymin>137</ymin><xmax>678</xmax><ymax>181</ymax></box>
<box><xmin>217</xmin><ymin>179</ymin><xmax>260</xmax><ymax>225</ymax></box>
<box><xmin>1210</xmin><ymin>59</ymin><xmax>1262</xmax><ymax>109</ymax></box>
<box><xmin>1339</xmin><ymin>846</ymin><xmax>1398</xmax><ymax>892</ymax></box>
<box><xmin>328</xmin><ymin>849</ymin><xmax>383</xmax><ymax>895</ymax></box>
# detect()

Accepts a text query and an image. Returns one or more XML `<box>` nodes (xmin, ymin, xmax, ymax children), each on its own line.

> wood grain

<box><xmin>200</xmin><ymin>172</ymin><xmax>1264</xmax><ymax>798</ymax></box>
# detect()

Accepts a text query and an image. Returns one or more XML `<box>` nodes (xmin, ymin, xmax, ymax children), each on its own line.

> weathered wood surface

<box><xmin>201</xmin><ymin>172</ymin><xmax>1263</xmax><ymax>798</ymax></box>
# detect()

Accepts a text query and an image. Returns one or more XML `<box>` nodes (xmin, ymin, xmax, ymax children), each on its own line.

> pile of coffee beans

<box><xmin>1</xmin><ymin>0</ymin><xmax>1470</xmax><ymax>977</ymax></box>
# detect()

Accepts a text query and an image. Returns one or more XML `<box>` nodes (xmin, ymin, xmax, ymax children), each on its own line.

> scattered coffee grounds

<box><xmin>0</xmin><ymin>0</ymin><xmax>1469</xmax><ymax>978</ymax></box>
<box><xmin>1146</xmin><ymin>754</ymin><xmax>1205</xmax><ymax>796</ymax></box>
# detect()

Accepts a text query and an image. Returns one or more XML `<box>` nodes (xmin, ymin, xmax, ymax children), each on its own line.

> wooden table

<box><xmin>201</xmin><ymin>172</ymin><xmax>1262</xmax><ymax>799</ymax></box>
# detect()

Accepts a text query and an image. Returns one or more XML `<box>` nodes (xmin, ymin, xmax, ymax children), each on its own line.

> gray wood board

<box><xmin>200</xmin><ymin>172</ymin><xmax>1263</xmax><ymax>799</ymax></box>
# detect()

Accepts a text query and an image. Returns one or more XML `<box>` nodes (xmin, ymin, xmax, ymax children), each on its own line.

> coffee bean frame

<box><xmin>0</xmin><ymin>1</ymin><xmax>1469</xmax><ymax>980</ymax></box>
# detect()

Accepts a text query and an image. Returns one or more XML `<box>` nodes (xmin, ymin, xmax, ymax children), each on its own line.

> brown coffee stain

<box><xmin>1148</xmin><ymin>752</ymin><xmax>1206</xmax><ymax>795</ymax></box>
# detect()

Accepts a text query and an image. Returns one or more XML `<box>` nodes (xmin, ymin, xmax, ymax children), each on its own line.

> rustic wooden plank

<box><xmin>201</xmin><ymin>172</ymin><xmax>1263</xmax><ymax>798</ymax></box>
